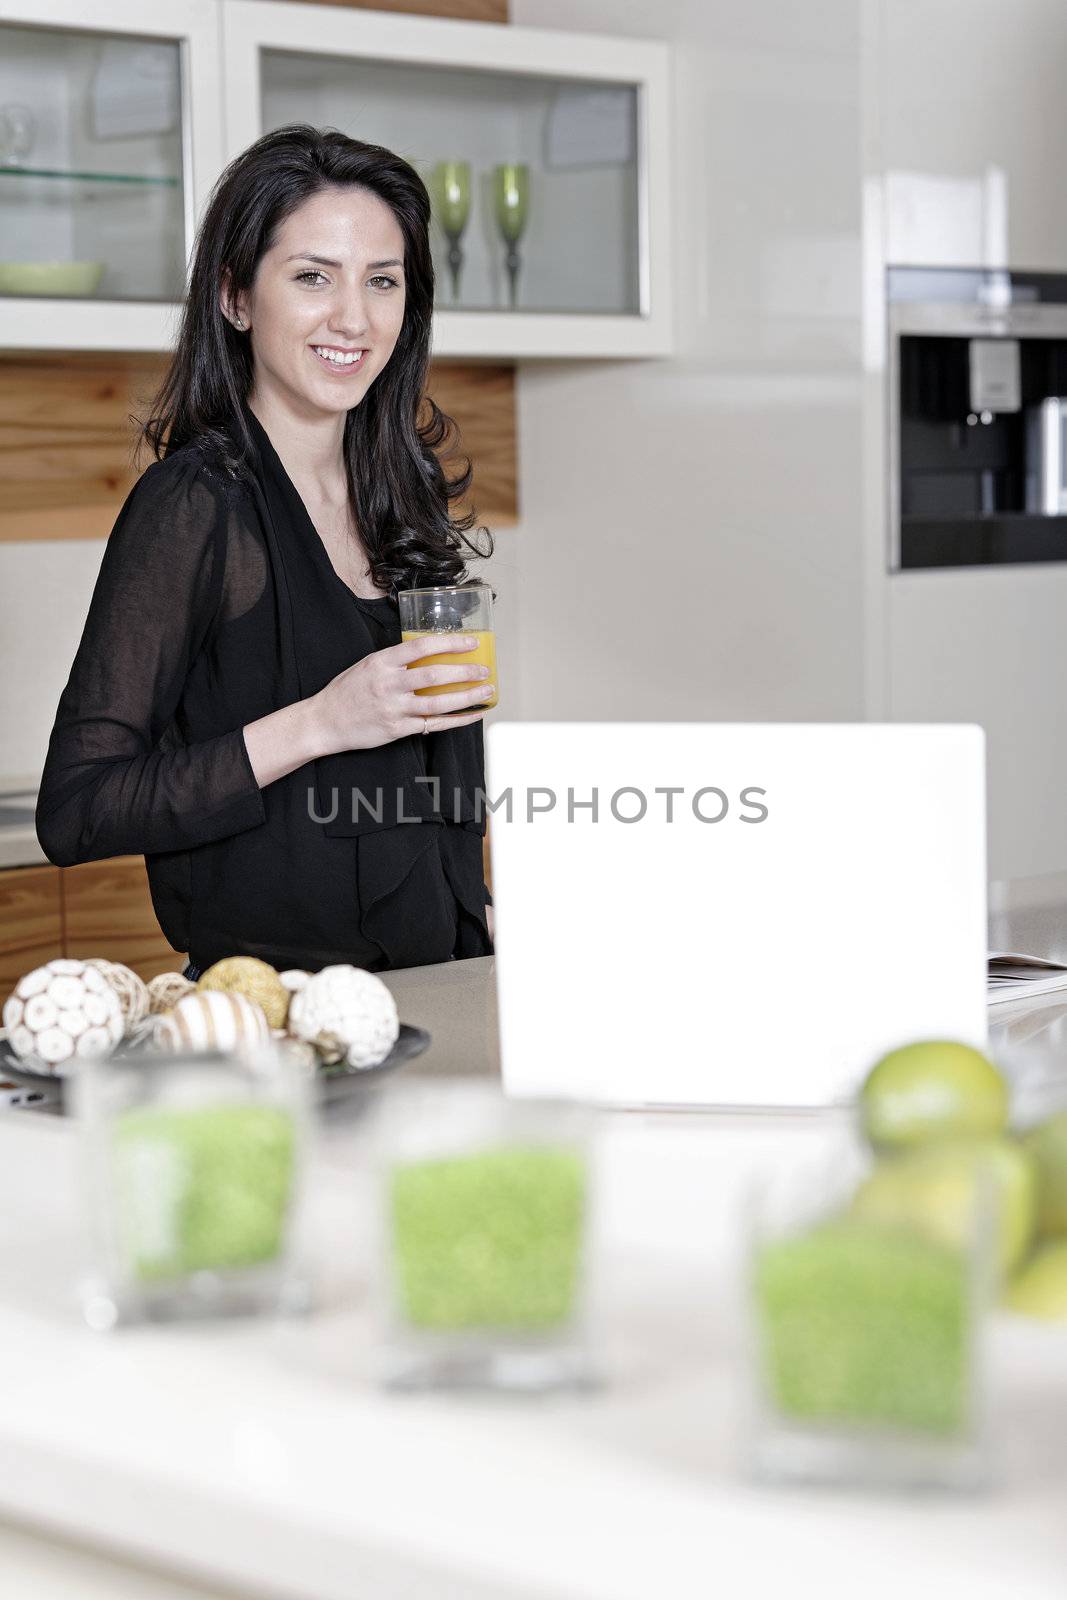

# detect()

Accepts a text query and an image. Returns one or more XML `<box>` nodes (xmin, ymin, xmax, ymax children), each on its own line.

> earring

<box><xmin>233</xmin><ymin>316</ymin><xmax>244</xmax><ymax>330</ymax></box>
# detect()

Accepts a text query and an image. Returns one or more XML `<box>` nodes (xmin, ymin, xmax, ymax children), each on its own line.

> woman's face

<box><xmin>230</xmin><ymin>185</ymin><xmax>408</xmax><ymax>420</ymax></box>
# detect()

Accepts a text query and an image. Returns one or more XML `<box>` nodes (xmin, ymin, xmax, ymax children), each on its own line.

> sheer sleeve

<box><xmin>35</xmin><ymin>451</ymin><xmax>267</xmax><ymax>868</ymax></box>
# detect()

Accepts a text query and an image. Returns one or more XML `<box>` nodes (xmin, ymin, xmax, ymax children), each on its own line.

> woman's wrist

<box><xmin>300</xmin><ymin>690</ymin><xmax>338</xmax><ymax>760</ymax></box>
<box><xmin>242</xmin><ymin>693</ymin><xmax>335</xmax><ymax>789</ymax></box>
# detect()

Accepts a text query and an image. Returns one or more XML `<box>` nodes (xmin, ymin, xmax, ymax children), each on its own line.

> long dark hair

<box><xmin>140</xmin><ymin>124</ymin><xmax>492</xmax><ymax>593</ymax></box>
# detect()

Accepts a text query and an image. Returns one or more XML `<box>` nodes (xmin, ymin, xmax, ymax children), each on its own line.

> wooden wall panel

<box><xmin>427</xmin><ymin>363</ymin><xmax>518</xmax><ymax>532</ymax></box>
<box><xmin>0</xmin><ymin>352</ymin><xmax>165</xmax><ymax>542</ymax></box>
<box><xmin>279</xmin><ymin>0</ymin><xmax>508</xmax><ymax>20</ymax></box>
<box><xmin>0</xmin><ymin>354</ymin><xmax>517</xmax><ymax>541</ymax></box>
<box><xmin>63</xmin><ymin>857</ymin><xmax>185</xmax><ymax>983</ymax></box>
<box><xmin>0</xmin><ymin>864</ymin><xmax>64</xmax><ymax>1004</ymax></box>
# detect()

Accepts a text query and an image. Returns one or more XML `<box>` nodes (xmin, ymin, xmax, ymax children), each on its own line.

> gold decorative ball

<box><xmin>197</xmin><ymin>956</ymin><xmax>289</xmax><ymax>1030</ymax></box>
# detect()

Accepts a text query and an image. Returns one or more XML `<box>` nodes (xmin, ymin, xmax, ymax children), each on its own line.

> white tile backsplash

<box><xmin>0</xmin><ymin>539</ymin><xmax>107</xmax><ymax>785</ymax></box>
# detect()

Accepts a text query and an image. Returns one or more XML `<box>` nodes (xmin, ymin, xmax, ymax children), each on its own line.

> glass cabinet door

<box><xmin>224</xmin><ymin>2</ymin><xmax>671</xmax><ymax>359</ymax></box>
<box><xmin>261</xmin><ymin>51</ymin><xmax>641</xmax><ymax>318</ymax></box>
<box><xmin>0</xmin><ymin>20</ymin><xmax>186</xmax><ymax>303</ymax></box>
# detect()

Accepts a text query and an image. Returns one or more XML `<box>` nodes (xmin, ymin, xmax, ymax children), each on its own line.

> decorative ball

<box><xmin>82</xmin><ymin>957</ymin><xmax>150</xmax><ymax>1033</ymax></box>
<box><xmin>271</xmin><ymin>1028</ymin><xmax>318</xmax><ymax>1072</ymax></box>
<box><xmin>1</xmin><ymin>957</ymin><xmax>124</xmax><ymax>1072</ymax></box>
<box><xmin>197</xmin><ymin>956</ymin><xmax>290</xmax><ymax>1030</ymax></box>
<box><xmin>288</xmin><ymin>964</ymin><xmax>399</xmax><ymax>1070</ymax></box>
<box><xmin>156</xmin><ymin>990</ymin><xmax>271</xmax><ymax>1057</ymax></box>
<box><xmin>147</xmin><ymin>971</ymin><xmax>197</xmax><ymax>1014</ymax></box>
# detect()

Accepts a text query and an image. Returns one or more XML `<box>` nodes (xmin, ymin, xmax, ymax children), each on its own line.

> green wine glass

<box><xmin>429</xmin><ymin>160</ymin><xmax>471</xmax><ymax>304</ymax></box>
<box><xmin>492</xmin><ymin>163</ymin><xmax>530</xmax><ymax>310</ymax></box>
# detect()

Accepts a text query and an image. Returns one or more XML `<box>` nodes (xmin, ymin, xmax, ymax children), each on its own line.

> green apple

<box><xmin>1004</xmin><ymin>1241</ymin><xmax>1067</xmax><ymax>1320</ymax></box>
<box><xmin>850</xmin><ymin>1137</ymin><xmax>1037</xmax><ymax>1275</ymax></box>
<box><xmin>1021</xmin><ymin>1111</ymin><xmax>1067</xmax><ymax>1237</ymax></box>
<box><xmin>860</xmin><ymin>1040</ymin><xmax>1008</xmax><ymax>1153</ymax></box>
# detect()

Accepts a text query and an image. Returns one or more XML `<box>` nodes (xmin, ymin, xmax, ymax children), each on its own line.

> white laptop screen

<box><xmin>486</xmin><ymin>723</ymin><xmax>987</xmax><ymax>1109</ymax></box>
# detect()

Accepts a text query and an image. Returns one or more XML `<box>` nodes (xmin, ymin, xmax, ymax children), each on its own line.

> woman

<box><xmin>35</xmin><ymin>125</ymin><xmax>496</xmax><ymax>978</ymax></box>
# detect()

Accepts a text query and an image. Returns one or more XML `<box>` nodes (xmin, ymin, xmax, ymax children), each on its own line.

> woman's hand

<box><xmin>310</xmin><ymin>634</ymin><xmax>494</xmax><ymax>756</ymax></box>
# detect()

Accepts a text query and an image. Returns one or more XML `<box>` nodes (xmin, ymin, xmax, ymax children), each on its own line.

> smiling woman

<box><xmin>231</xmin><ymin>189</ymin><xmax>407</xmax><ymax>435</ymax></box>
<box><xmin>35</xmin><ymin>126</ymin><xmax>496</xmax><ymax>974</ymax></box>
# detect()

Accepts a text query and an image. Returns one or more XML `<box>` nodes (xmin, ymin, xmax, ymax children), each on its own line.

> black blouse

<box><xmin>35</xmin><ymin>400</ymin><xmax>494</xmax><ymax>975</ymax></box>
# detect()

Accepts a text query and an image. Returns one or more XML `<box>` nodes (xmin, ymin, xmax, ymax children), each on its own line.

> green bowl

<box><xmin>0</xmin><ymin>260</ymin><xmax>103</xmax><ymax>296</ymax></box>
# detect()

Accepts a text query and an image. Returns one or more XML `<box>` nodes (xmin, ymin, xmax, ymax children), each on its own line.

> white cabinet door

<box><xmin>880</xmin><ymin>0</ymin><xmax>1067</xmax><ymax>272</ymax></box>
<box><xmin>221</xmin><ymin>0</ymin><xmax>672</xmax><ymax>359</ymax></box>
<box><xmin>0</xmin><ymin>0</ymin><xmax>224</xmax><ymax>350</ymax></box>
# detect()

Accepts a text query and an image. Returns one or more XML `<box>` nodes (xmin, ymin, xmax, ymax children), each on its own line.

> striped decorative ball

<box><xmin>156</xmin><ymin>990</ymin><xmax>271</xmax><ymax>1057</ymax></box>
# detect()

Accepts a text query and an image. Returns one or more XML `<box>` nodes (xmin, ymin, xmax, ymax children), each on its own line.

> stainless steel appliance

<box><xmin>1025</xmin><ymin>397</ymin><xmax>1067</xmax><ymax>515</ymax></box>
<box><xmin>889</xmin><ymin>267</ymin><xmax>1067</xmax><ymax>569</ymax></box>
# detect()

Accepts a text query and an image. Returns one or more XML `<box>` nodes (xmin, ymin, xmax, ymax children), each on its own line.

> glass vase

<box><xmin>745</xmin><ymin>1135</ymin><xmax>995</xmax><ymax>1491</ymax></box>
<box><xmin>76</xmin><ymin>1039</ymin><xmax>312</xmax><ymax>1328</ymax></box>
<box><xmin>371</xmin><ymin>1079</ymin><xmax>598</xmax><ymax>1391</ymax></box>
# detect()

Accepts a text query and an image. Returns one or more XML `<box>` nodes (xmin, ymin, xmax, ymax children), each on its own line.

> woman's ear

<box><xmin>219</xmin><ymin>270</ymin><xmax>250</xmax><ymax>333</ymax></box>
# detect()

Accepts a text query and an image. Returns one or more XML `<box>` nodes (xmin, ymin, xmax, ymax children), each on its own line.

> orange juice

<box><xmin>402</xmin><ymin>629</ymin><xmax>498</xmax><ymax>710</ymax></box>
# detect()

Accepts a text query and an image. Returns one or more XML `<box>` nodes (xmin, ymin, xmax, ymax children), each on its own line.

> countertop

<box><xmin>3</xmin><ymin>931</ymin><xmax>1067</xmax><ymax>1600</ymax></box>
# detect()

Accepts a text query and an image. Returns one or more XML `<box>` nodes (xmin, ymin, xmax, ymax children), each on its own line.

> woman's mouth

<box><xmin>310</xmin><ymin>345</ymin><xmax>367</xmax><ymax>373</ymax></box>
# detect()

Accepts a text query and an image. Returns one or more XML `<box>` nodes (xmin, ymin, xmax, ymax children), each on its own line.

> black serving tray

<box><xmin>314</xmin><ymin>1023</ymin><xmax>431</xmax><ymax>1110</ymax></box>
<box><xmin>0</xmin><ymin>1022</ymin><xmax>431</xmax><ymax>1114</ymax></box>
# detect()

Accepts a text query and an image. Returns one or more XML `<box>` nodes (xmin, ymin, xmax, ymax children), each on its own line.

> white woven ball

<box><xmin>82</xmin><ymin>957</ymin><xmax>150</xmax><ymax>1032</ymax></box>
<box><xmin>146</xmin><ymin>971</ymin><xmax>197</xmax><ymax>1014</ymax></box>
<box><xmin>1</xmin><ymin>957</ymin><xmax>124</xmax><ymax>1071</ymax></box>
<box><xmin>288</xmin><ymin>964</ymin><xmax>399</xmax><ymax>1070</ymax></box>
<box><xmin>156</xmin><ymin>989</ymin><xmax>271</xmax><ymax>1056</ymax></box>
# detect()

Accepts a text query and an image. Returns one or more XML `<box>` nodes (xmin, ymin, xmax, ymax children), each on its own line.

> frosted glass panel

<box><xmin>261</xmin><ymin>50</ymin><xmax>641</xmax><ymax>316</ymax></box>
<box><xmin>0</xmin><ymin>23</ymin><xmax>186</xmax><ymax>302</ymax></box>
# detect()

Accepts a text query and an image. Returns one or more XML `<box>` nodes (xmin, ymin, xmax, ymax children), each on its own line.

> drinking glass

<box><xmin>397</xmin><ymin>581</ymin><xmax>497</xmax><ymax>712</ymax></box>
<box><xmin>429</xmin><ymin>160</ymin><xmax>471</xmax><ymax>303</ymax></box>
<box><xmin>369</xmin><ymin>1079</ymin><xmax>599</xmax><ymax>1391</ymax></box>
<box><xmin>0</xmin><ymin>104</ymin><xmax>35</xmax><ymax>167</ymax></box>
<box><xmin>492</xmin><ymin>163</ymin><xmax>530</xmax><ymax>309</ymax></box>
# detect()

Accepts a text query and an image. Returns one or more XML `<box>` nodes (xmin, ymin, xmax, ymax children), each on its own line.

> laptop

<box><xmin>485</xmin><ymin>722</ymin><xmax>988</xmax><ymax>1109</ymax></box>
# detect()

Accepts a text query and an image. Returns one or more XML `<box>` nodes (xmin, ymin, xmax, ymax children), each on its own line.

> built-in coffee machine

<box><xmin>889</xmin><ymin>267</ymin><xmax>1067</xmax><ymax>569</ymax></box>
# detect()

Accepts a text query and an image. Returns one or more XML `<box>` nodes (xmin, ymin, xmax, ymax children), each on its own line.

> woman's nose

<box><xmin>329</xmin><ymin>287</ymin><xmax>371</xmax><ymax>338</ymax></box>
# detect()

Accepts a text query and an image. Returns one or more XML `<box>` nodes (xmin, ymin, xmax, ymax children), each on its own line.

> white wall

<box><xmin>0</xmin><ymin>540</ymin><xmax>105</xmax><ymax>785</ymax></box>
<box><xmin>501</xmin><ymin>0</ymin><xmax>1067</xmax><ymax>883</ymax></box>
<box><xmin>503</xmin><ymin>0</ymin><xmax>866</xmax><ymax>724</ymax></box>
<box><xmin>867</xmin><ymin>0</ymin><xmax>1067</xmax><ymax>879</ymax></box>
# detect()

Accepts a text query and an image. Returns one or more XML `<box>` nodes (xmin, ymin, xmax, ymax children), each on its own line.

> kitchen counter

<box><xmin>3</xmin><ymin>937</ymin><xmax>1067</xmax><ymax>1599</ymax></box>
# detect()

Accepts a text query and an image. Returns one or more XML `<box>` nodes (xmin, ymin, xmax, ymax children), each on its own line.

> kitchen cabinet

<box><xmin>0</xmin><ymin>863</ymin><xmax>63</xmax><ymax>995</ymax></box>
<box><xmin>222</xmin><ymin>1</ymin><xmax>671</xmax><ymax>357</ymax></box>
<box><xmin>0</xmin><ymin>1</ymin><xmax>671</xmax><ymax>360</ymax></box>
<box><xmin>0</xmin><ymin>857</ymin><xmax>182</xmax><ymax>1003</ymax></box>
<box><xmin>62</xmin><ymin>857</ymin><xmax>184</xmax><ymax>981</ymax></box>
<box><xmin>0</xmin><ymin>0</ymin><xmax>224</xmax><ymax>351</ymax></box>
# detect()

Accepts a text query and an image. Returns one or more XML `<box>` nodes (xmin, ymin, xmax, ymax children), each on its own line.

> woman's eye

<box><xmin>369</xmin><ymin>275</ymin><xmax>400</xmax><ymax>290</ymax></box>
<box><xmin>295</xmin><ymin>270</ymin><xmax>327</xmax><ymax>285</ymax></box>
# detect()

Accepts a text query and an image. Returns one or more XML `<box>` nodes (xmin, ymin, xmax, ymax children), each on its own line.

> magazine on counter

<box><xmin>988</xmin><ymin>951</ymin><xmax>1067</xmax><ymax>1006</ymax></box>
